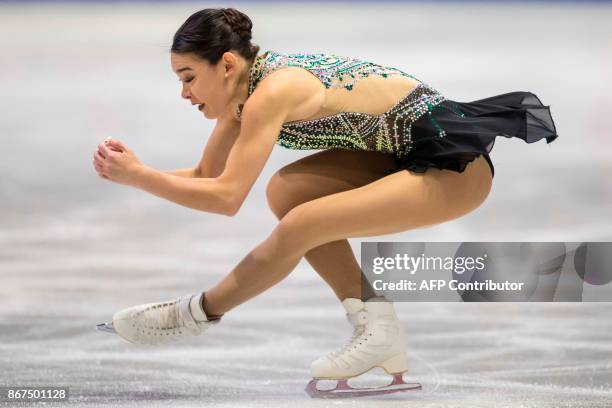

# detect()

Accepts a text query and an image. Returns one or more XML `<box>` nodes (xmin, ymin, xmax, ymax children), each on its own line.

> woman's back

<box><xmin>238</xmin><ymin>50</ymin><xmax>447</xmax><ymax>157</ymax></box>
<box><xmin>242</xmin><ymin>50</ymin><xmax>425</xmax><ymax>123</ymax></box>
<box><xmin>235</xmin><ymin>49</ymin><xmax>556</xmax><ymax>178</ymax></box>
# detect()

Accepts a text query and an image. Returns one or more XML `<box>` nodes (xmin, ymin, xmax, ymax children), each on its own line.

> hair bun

<box><xmin>172</xmin><ymin>8</ymin><xmax>260</xmax><ymax>64</ymax></box>
<box><xmin>222</xmin><ymin>8</ymin><xmax>252</xmax><ymax>41</ymax></box>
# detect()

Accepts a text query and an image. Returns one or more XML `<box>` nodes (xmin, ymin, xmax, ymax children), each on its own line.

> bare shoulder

<box><xmin>243</xmin><ymin>66</ymin><xmax>326</xmax><ymax>123</ymax></box>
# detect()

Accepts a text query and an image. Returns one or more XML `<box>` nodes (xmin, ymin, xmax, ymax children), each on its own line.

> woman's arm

<box><xmin>197</xmin><ymin>109</ymin><xmax>241</xmax><ymax>178</ymax></box>
<box><xmin>128</xmin><ymin>167</ymin><xmax>233</xmax><ymax>215</ymax></box>
<box><xmin>162</xmin><ymin>167</ymin><xmax>199</xmax><ymax>178</ymax></box>
<box><xmin>96</xmin><ymin>69</ymin><xmax>320</xmax><ymax>215</ymax></box>
<box><xmin>94</xmin><ymin>116</ymin><xmax>239</xmax><ymax>215</ymax></box>
<box><xmin>161</xmin><ymin>109</ymin><xmax>241</xmax><ymax>179</ymax></box>
<box><xmin>127</xmin><ymin>74</ymin><xmax>307</xmax><ymax>216</ymax></box>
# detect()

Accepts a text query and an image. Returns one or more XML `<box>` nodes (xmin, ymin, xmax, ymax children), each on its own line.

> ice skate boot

<box><xmin>306</xmin><ymin>297</ymin><xmax>421</xmax><ymax>398</ymax></box>
<box><xmin>96</xmin><ymin>292</ymin><xmax>220</xmax><ymax>345</ymax></box>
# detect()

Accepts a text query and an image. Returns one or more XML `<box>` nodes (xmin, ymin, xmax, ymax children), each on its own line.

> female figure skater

<box><xmin>94</xmin><ymin>8</ymin><xmax>558</xmax><ymax>397</ymax></box>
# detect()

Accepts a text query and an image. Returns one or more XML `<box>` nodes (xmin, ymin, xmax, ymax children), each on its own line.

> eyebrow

<box><xmin>176</xmin><ymin>67</ymin><xmax>193</xmax><ymax>74</ymax></box>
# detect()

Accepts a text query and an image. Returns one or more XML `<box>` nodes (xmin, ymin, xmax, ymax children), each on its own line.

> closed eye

<box><xmin>179</xmin><ymin>77</ymin><xmax>194</xmax><ymax>83</ymax></box>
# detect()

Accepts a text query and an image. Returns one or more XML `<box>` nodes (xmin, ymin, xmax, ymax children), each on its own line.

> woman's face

<box><xmin>171</xmin><ymin>52</ymin><xmax>240</xmax><ymax>119</ymax></box>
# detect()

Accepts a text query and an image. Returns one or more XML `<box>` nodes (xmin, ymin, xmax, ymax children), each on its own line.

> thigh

<box><xmin>276</xmin><ymin>155</ymin><xmax>494</xmax><ymax>252</ymax></box>
<box><xmin>265</xmin><ymin>148</ymin><xmax>397</xmax><ymax>217</ymax></box>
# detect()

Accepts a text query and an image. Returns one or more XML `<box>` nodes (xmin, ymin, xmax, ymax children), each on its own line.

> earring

<box><xmin>235</xmin><ymin>104</ymin><xmax>243</xmax><ymax>119</ymax></box>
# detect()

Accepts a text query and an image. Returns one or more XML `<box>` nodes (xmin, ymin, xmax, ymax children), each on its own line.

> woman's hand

<box><xmin>93</xmin><ymin>138</ymin><xmax>145</xmax><ymax>186</ymax></box>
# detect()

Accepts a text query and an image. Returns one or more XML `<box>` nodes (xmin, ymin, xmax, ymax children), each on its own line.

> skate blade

<box><xmin>96</xmin><ymin>322</ymin><xmax>117</xmax><ymax>334</ymax></box>
<box><xmin>305</xmin><ymin>374</ymin><xmax>421</xmax><ymax>399</ymax></box>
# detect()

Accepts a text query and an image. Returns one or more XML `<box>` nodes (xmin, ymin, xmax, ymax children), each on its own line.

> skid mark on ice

<box><xmin>411</xmin><ymin>352</ymin><xmax>442</xmax><ymax>395</ymax></box>
<box><xmin>431</xmin><ymin>345</ymin><xmax>529</xmax><ymax>369</ymax></box>
<box><xmin>436</xmin><ymin>375</ymin><xmax>612</xmax><ymax>398</ymax></box>
<box><xmin>471</xmin><ymin>362</ymin><xmax>612</xmax><ymax>378</ymax></box>
<box><xmin>507</xmin><ymin>335</ymin><xmax>612</xmax><ymax>353</ymax></box>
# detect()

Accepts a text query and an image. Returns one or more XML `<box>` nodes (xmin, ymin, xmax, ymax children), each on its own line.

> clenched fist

<box><xmin>93</xmin><ymin>137</ymin><xmax>144</xmax><ymax>186</ymax></box>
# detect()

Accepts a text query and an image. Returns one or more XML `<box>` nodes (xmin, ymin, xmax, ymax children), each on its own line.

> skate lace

<box><xmin>137</xmin><ymin>296</ymin><xmax>202</xmax><ymax>340</ymax></box>
<box><xmin>326</xmin><ymin>310</ymin><xmax>368</xmax><ymax>360</ymax></box>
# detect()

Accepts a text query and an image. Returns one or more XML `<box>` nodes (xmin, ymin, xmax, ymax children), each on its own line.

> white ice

<box><xmin>1</xmin><ymin>1</ymin><xmax>611</xmax><ymax>407</ymax></box>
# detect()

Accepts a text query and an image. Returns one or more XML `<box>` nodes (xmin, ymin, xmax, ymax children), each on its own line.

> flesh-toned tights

<box><xmin>204</xmin><ymin>149</ymin><xmax>493</xmax><ymax>316</ymax></box>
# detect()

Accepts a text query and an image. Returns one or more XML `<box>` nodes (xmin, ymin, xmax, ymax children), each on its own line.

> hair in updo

<box><xmin>171</xmin><ymin>8</ymin><xmax>260</xmax><ymax>65</ymax></box>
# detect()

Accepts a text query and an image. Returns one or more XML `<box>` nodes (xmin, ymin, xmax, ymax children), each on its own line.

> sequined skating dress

<box><xmin>237</xmin><ymin>50</ymin><xmax>559</xmax><ymax>178</ymax></box>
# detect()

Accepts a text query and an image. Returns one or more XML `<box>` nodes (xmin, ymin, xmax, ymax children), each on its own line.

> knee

<box><xmin>273</xmin><ymin>200</ymin><xmax>339</xmax><ymax>258</ymax></box>
<box><xmin>265</xmin><ymin>170</ymin><xmax>295</xmax><ymax>219</ymax></box>
<box><xmin>272</xmin><ymin>205</ymin><xmax>317</xmax><ymax>255</ymax></box>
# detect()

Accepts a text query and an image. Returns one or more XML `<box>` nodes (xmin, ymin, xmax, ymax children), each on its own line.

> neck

<box><xmin>233</xmin><ymin>58</ymin><xmax>254</xmax><ymax>106</ymax></box>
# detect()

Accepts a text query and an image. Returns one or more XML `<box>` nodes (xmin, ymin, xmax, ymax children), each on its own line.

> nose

<box><xmin>181</xmin><ymin>84</ymin><xmax>191</xmax><ymax>100</ymax></box>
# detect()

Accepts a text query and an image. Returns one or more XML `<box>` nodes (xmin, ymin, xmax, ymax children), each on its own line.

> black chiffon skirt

<box><xmin>387</xmin><ymin>91</ymin><xmax>559</xmax><ymax>178</ymax></box>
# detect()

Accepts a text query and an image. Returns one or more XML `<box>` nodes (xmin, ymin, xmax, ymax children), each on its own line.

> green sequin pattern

<box><xmin>244</xmin><ymin>50</ymin><xmax>456</xmax><ymax>158</ymax></box>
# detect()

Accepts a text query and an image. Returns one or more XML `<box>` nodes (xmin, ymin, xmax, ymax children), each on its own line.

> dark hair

<box><xmin>171</xmin><ymin>8</ymin><xmax>260</xmax><ymax>65</ymax></box>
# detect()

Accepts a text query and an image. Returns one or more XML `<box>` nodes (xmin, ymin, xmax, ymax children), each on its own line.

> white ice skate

<box><xmin>306</xmin><ymin>297</ymin><xmax>421</xmax><ymax>398</ymax></box>
<box><xmin>96</xmin><ymin>292</ymin><xmax>219</xmax><ymax>345</ymax></box>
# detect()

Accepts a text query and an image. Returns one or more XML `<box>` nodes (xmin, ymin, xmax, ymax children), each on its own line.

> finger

<box><xmin>98</xmin><ymin>143</ymin><xmax>113</xmax><ymax>159</ymax></box>
<box><xmin>105</xmin><ymin>138</ymin><xmax>117</xmax><ymax>148</ymax></box>
<box><xmin>97</xmin><ymin>169</ymin><xmax>109</xmax><ymax>180</ymax></box>
<box><xmin>109</xmin><ymin>140</ymin><xmax>127</xmax><ymax>152</ymax></box>
<box><xmin>97</xmin><ymin>144</ymin><xmax>107</xmax><ymax>159</ymax></box>
<box><xmin>95</xmin><ymin>150</ymin><xmax>105</xmax><ymax>161</ymax></box>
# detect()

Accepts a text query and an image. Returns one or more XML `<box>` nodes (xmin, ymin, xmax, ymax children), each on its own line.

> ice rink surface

<box><xmin>1</xmin><ymin>1</ymin><xmax>611</xmax><ymax>407</ymax></box>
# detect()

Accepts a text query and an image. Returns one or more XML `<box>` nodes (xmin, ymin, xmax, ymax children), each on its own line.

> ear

<box><xmin>222</xmin><ymin>52</ymin><xmax>238</xmax><ymax>75</ymax></box>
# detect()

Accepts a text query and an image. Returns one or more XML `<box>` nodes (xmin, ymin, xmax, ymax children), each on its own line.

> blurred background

<box><xmin>1</xmin><ymin>1</ymin><xmax>611</xmax><ymax>407</ymax></box>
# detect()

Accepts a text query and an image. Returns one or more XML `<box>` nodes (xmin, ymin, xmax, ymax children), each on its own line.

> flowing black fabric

<box><xmin>387</xmin><ymin>91</ymin><xmax>559</xmax><ymax>178</ymax></box>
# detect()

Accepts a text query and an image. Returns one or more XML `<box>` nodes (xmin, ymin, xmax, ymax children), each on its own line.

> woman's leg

<box><xmin>204</xmin><ymin>153</ymin><xmax>493</xmax><ymax>317</ymax></box>
<box><xmin>265</xmin><ymin>149</ymin><xmax>396</xmax><ymax>300</ymax></box>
